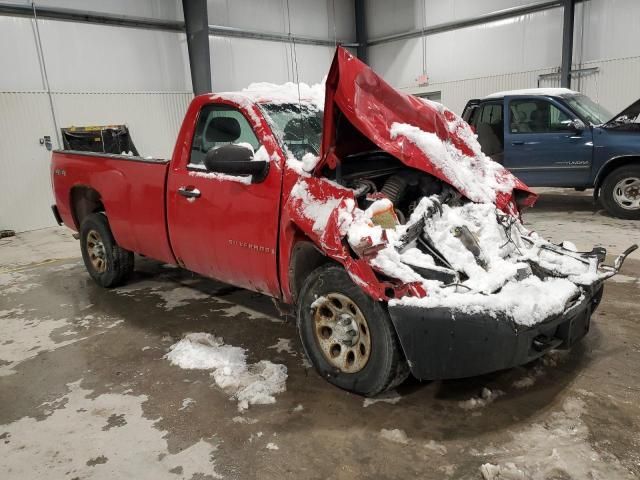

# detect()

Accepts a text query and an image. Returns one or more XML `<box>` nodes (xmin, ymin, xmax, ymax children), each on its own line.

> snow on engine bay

<box><xmin>301</xmin><ymin>191</ymin><xmax>607</xmax><ymax>327</ymax></box>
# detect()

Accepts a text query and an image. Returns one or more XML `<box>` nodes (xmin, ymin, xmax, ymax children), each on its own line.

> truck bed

<box><xmin>51</xmin><ymin>150</ymin><xmax>176</xmax><ymax>264</ymax></box>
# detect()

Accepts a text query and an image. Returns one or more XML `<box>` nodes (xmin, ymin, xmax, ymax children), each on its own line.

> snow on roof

<box><xmin>216</xmin><ymin>81</ymin><xmax>325</xmax><ymax>110</ymax></box>
<box><xmin>484</xmin><ymin>88</ymin><xmax>578</xmax><ymax>99</ymax></box>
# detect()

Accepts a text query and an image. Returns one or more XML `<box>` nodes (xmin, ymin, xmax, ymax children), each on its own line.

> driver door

<box><xmin>503</xmin><ymin>97</ymin><xmax>593</xmax><ymax>186</ymax></box>
<box><xmin>166</xmin><ymin>103</ymin><xmax>282</xmax><ymax>296</ymax></box>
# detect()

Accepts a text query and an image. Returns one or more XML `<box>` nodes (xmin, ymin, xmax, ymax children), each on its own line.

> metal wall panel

<box><xmin>209</xmin><ymin>35</ymin><xmax>335</xmax><ymax>91</ymax></box>
<box><xmin>0</xmin><ymin>15</ymin><xmax>45</xmax><ymax>91</ymax></box>
<box><xmin>578</xmin><ymin>0</ymin><xmax>640</xmax><ymax>63</ymax></box>
<box><xmin>402</xmin><ymin>67</ymin><xmax>557</xmax><ymax>114</ymax></box>
<box><xmin>369</xmin><ymin>8</ymin><xmax>564</xmax><ymax>88</ymax></box>
<box><xmin>50</xmin><ymin>91</ymin><xmax>193</xmax><ymax>158</ymax></box>
<box><xmin>577</xmin><ymin>57</ymin><xmax>640</xmax><ymax>114</ymax></box>
<box><xmin>0</xmin><ymin>92</ymin><xmax>57</xmax><ymax>232</ymax></box>
<box><xmin>0</xmin><ymin>91</ymin><xmax>192</xmax><ymax>232</ymax></box>
<box><xmin>207</xmin><ymin>0</ymin><xmax>355</xmax><ymax>42</ymax></box>
<box><xmin>403</xmin><ymin>55</ymin><xmax>640</xmax><ymax>118</ymax></box>
<box><xmin>365</xmin><ymin>0</ymin><xmax>548</xmax><ymax>38</ymax></box>
<box><xmin>7</xmin><ymin>0</ymin><xmax>183</xmax><ymax>22</ymax></box>
<box><xmin>36</xmin><ymin>19</ymin><xmax>192</xmax><ymax>92</ymax></box>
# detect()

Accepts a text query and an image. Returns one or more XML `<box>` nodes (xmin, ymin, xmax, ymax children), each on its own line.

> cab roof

<box><xmin>484</xmin><ymin>88</ymin><xmax>578</xmax><ymax>99</ymax></box>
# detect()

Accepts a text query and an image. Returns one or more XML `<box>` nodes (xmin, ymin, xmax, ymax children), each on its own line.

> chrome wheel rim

<box><xmin>613</xmin><ymin>177</ymin><xmax>640</xmax><ymax>210</ymax></box>
<box><xmin>312</xmin><ymin>293</ymin><xmax>371</xmax><ymax>374</ymax></box>
<box><xmin>86</xmin><ymin>230</ymin><xmax>107</xmax><ymax>273</ymax></box>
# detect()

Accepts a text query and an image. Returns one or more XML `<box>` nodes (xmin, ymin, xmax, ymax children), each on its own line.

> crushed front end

<box><xmin>281</xmin><ymin>46</ymin><xmax>637</xmax><ymax>381</ymax></box>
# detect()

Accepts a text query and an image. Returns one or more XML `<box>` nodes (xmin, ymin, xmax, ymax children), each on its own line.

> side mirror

<box><xmin>204</xmin><ymin>144</ymin><xmax>270</xmax><ymax>183</ymax></box>
<box><xmin>570</xmin><ymin>119</ymin><xmax>586</xmax><ymax>132</ymax></box>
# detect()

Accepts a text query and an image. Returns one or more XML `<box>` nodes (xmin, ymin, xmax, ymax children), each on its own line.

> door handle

<box><xmin>178</xmin><ymin>186</ymin><xmax>201</xmax><ymax>199</ymax></box>
<box><xmin>511</xmin><ymin>141</ymin><xmax>524</xmax><ymax>146</ymax></box>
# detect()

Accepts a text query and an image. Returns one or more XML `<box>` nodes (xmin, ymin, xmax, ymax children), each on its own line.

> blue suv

<box><xmin>462</xmin><ymin>89</ymin><xmax>640</xmax><ymax>219</ymax></box>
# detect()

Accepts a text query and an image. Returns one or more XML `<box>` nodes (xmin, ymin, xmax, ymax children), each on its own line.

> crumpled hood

<box><xmin>319</xmin><ymin>47</ymin><xmax>536</xmax><ymax>214</ymax></box>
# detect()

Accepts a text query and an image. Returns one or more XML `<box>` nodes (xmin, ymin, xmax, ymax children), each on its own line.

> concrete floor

<box><xmin>1</xmin><ymin>188</ymin><xmax>639</xmax><ymax>480</ymax></box>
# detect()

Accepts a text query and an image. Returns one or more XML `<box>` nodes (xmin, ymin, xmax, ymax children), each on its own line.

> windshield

<box><xmin>260</xmin><ymin>103</ymin><xmax>323</xmax><ymax>160</ymax></box>
<box><xmin>562</xmin><ymin>94</ymin><xmax>612</xmax><ymax>125</ymax></box>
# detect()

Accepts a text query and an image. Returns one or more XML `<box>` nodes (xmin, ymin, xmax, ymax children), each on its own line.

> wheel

<box><xmin>79</xmin><ymin>213</ymin><xmax>134</xmax><ymax>288</ymax></box>
<box><xmin>296</xmin><ymin>264</ymin><xmax>409</xmax><ymax>396</ymax></box>
<box><xmin>600</xmin><ymin>165</ymin><xmax>640</xmax><ymax>219</ymax></box>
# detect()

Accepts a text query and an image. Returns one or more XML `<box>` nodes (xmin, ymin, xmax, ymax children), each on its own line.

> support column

<box><xmin>355</xmin><ymin>0</ymin><xmax>367</xmax><ymax>63</ymax></box>
<box><xmin>183</xmin><ymin>0</ymin><xmax>212</xmax><ymax>95</ymax></box>
<box><xmin>560</xmin><ymin>0</ymin><xmax>575</xmax><ymax>88</ymax></box>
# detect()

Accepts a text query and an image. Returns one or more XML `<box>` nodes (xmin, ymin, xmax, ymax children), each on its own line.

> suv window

<box><xmin>509</xmin><ymin>99</ymin><xmax>573</xmax><ymax>134</ymax></box>
<box><xmin>473</xmin><ymin>102</ymin><xmax>504</xmax><ymax>158</ymax></box>
<box><xmin>189</xmin><ymin>104</ymin><xmax>260</xmax><ymax>167</ymax></box>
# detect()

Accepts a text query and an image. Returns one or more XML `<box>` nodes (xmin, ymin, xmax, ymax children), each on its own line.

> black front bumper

<box><xmin>388</xmin><ymin>283</ymin><xmax>604</xmax><ymax>380</ymax></box>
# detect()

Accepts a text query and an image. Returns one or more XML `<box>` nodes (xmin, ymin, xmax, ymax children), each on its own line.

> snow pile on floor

<box><xmin>380</xmin><ymin>428</ymin><xmax>409</xmax><ymax>445</ymax></box>
<box><xmin>476</xmin><ymin>396</ymin><xmax>636</xmax><ymax>479</ymax></box>
<box><xmin>166</xmin><ymin>333</ymin><xmax>287</xmax><ymax>411</ymax></box>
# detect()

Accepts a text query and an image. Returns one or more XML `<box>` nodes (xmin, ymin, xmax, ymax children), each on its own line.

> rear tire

<box><xmin>79</xmin><ymin>213</ymin><xmax>134</xmax><ymax>288</ymax></box>
<box><xmin>600</xmin><ymin>165</ymin><xmax>640</xmax><ymax>219</ymax></box>
<box><xmin>296</xmin><ymin>264</ymin><xmax>409</xmax><ymax>396</ymax></box>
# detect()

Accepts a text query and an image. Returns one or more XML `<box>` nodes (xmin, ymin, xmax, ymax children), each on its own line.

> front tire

<box><xmin>600</xmin><ymin>165</ymin><xmax>640</xmax><ymax>219</ymax></box>
<box><xmin>296</xmin><ymin>264</ymin><xmax>409</xmax><ymax>396</ymax></box>
<box><xmin>79</xmin><ymin>213</ymin><xmax>134</xmax><ymax>288</ymax></box>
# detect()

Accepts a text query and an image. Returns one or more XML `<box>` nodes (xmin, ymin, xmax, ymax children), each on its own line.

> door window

<box><xmin>189</xmin><ymin>104</ymin><xmax>260</xmax><ymax>167</ymax></box>
<box><xmin>473</xmin><ymin>102</ymin><xmax>504</xmax><ymax>156</ymax></box>
<box><xmin>509</xmin><ymin>99</ymin><xmax>573</xmax><ymax>134</ymax></box>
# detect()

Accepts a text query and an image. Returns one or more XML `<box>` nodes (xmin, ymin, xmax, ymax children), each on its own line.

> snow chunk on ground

<box><xmin>380</xmin><ymin>428</ymin><xmax>409</xmax><ymax>445</ymax></box>
<box><xmin>232</xmin><ymin>416</ymin><xmax>258</xmax><ymax>424</ymax></box>
<box><xmin>363</xmin><ymin>390</ymin><xmax>402</xmax><ymax>407</ymax></box>
<box><xmin>459</xmin><ymin>388</ymin><xmax>504</xmax><ymax>410</ymax></box>
<box><xmin>480</xmin><ymin>462</ymin><xmax>526</xmax><ymax>479</ymax></box>
<box><xmin>267</xmin><ymin>338</ymin><xmax>295</xmax><ymax>355</ymax></box>
<box><xmin>424</xmin><ymin>440</ymin><xmax>448</xmax><ymax>456</ymax></box>
<box><xmin>166</xmin><ymin>333</ymin><xmax>287</xmax><ymax>411</ymax></box>
<box><xmin>265</xmin><ymin>442</ymin><xmax>279</xmax><ymax>450</ymax></box>
<box><xmin>179</xmin><ymin>397</ymin><xmax>195</xmax><ymax>411</ymax></box>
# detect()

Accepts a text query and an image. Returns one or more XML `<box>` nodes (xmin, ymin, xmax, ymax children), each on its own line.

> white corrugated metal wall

<box><xmin>206</xmin><ymin>0</ymin><xmax>355</xmax><ymax>90</ymax></box>
<box><xmin>0</xmin><ymin>1</ymin><xmax>193</xmax><ymax>232</ymax></box>
<box><xmin>1</xmin><ymin>0</ymin><xmax>355</xmax><ymax>232</ymax></box>
<box><xmin>369</xmin><ymin>0</ymin><xmax>640</xmax><ymax>115</ymax></box>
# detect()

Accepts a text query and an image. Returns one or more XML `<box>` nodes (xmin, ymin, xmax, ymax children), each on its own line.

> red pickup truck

<box><xmin>51</xmin><ymin>47</ymin><xmax>635</xmax><ymax>396</ymax></box>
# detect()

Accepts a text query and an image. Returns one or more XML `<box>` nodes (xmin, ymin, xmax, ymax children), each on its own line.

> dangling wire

<box><xmin>421</xmin><ymin>0</ymin><xmax>427</xmax><ymax>78</ymax></box>
<box><xmin>285</xmin><ymin>0</ymin><xmax>302</xmax><ymax>103</ymax></box>
<box><xmin>285</xmin><ymin>0</ymin><xmax>306</xmax><ymax>150</ymax></box>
